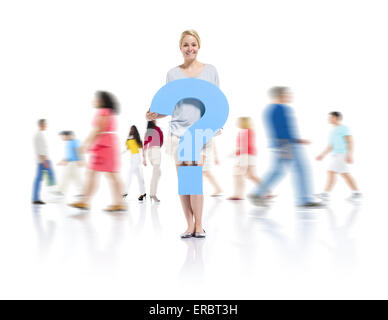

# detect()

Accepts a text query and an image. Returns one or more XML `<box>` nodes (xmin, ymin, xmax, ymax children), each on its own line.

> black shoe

<box><xmin>299</xmin><ymin>202</ymin><xmax>324</xmax><ymax>208</ymax></box>
<box><xmin>138</xmin><ymin>193</ymin><xmax>146</xmax><ymax>201</ymax></box>
<box><xmin>122</xmin><ymin>193</ymin><xmax>128</xmax><ymax>199</ymax></box>
<box><xmin>32</xmin><ymin>200</ymin><xmax>46</xmax><ymax>205</ymax></box>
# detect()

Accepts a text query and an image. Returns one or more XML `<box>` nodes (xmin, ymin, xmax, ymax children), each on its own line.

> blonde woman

<box><xmin>146</xmin><ymin>30</ymin><xmax>219</xmax><ymax>239</ymax></box>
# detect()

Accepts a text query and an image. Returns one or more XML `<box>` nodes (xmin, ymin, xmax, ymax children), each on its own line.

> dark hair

<box><xmin>269</xmin><ymin>86</ymin><xmax>289</xmax><ymax>99</ymax></box>
<box><xmin>59</xmin><ymin>130</ymin><xmax>74</xmax><ymax>136</ymax></box>
<box><xmin>128</xmin><ymin>125</ymin><xmax>143</xmax><ymax>148</ymax></box>
<box><xmin>147</xmin><ymin>120</ymin><xmax>156</xmax><ymax>129</ymax></box>
<box><xmin>329</xmin><ymin>111</ymin><xmax>342</xmax><ymax>120</ymax></box>
<box><xmin>38</xmin><ymin>119</ymin><xmax>46</xmax><ymax>127</ymax></box>
<box><xmin>96</xmin><ymin>91</ymin><xmax>119</xmax><ymax>114</ymax></box>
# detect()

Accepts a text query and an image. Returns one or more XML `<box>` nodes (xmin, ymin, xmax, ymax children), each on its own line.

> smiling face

<box><xmin>180</xmin><ymin>35</ymin><xmax>200</xmax><ymax>62</ymax></box>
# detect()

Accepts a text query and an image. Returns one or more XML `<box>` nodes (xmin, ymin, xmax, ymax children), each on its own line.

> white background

<box><xmin>0</xmin><ymin>0</ymin><xmax>387</xmax><ymax>299</ymax></box>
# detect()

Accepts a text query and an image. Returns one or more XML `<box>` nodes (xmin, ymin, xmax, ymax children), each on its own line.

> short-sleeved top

<box><xmin>330</xmin><ymin>125</ymin><xmax>351</xmax><ymax>154</ymax></box>
<box><xmin>166</xmin><ymin>64</ymin><xmax>219</xmax><ymax>137</ymax></box>
<box><xmin>65</xmin><ymin>139</ymin><xmax>81</xmax><ymax>161</ymax></box>
<box><xmin>34</xmin><ymin>131</ymin><xmax>48</xmax><ymax>163</ymax></box>
<box><xmin>144</xmin><ymin>126</ymin><xmax>164</xmax><ymax>149</ymax></box>
<box><xmin>126</xmin><ymin>139</ymin><xmax>140</xmax><ymax>154</ymax></box>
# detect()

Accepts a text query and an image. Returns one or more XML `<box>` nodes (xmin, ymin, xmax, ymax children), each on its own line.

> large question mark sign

<box><xmin>150</xmin><ymin>78</ymin><xmax>229</xmax><ymax>195</ymax></box>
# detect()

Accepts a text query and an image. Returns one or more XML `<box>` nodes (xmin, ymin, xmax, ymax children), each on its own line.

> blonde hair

<box><xmin>237</xmin><ymin>117</ymin><xmax>253</xmax><ymax>129</ymax></box>
<box><xmin>179</xmin><ymin>30</ymin><xmax>201</xmax><ymax>48</ymax></box>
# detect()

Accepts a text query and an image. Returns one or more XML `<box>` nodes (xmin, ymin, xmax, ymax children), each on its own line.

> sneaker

<box><xmin>51</xmin><ymin>190</ymin><xmax>65</xmax><ymax>197</ymax></box>
<box><xmin>247</xmin><ymin>193</ymin><xmax>268</xmax><ymax>207</ymax></box>
<box><xmin>298</xmin><ymin>202</ymin><xmax>324</xmax><ymax>208</ymax></box>
<box><xmin>348</xmin><ymin>192</ymin><xmax>362</xmax><ymax>202</ymax></box>
<box><xmin>315</xmin><ymin>193</ymin><xmax>329</xmax><ymax>201</ymax></box>
<box><xmin>32</xmin><ymin>200</ymin><xmax>46</xmax><ymax>205</ymax></box>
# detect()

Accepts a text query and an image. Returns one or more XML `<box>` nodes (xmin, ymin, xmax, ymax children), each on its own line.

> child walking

<box><xmin>57</xmin><ymin>131</ymin><xmax>83</xmax><ymax>197</ymax></box>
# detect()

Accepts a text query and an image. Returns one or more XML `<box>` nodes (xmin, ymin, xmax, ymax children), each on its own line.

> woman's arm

<box><xmin>142</xmin><ymin>148</ymin><xmax>147</xmax><ymax>166</ymax></box>
<box><xmin>146</xmin><ymin>111</ymin><xmax>167</xmax><ymax>121</ymax></box>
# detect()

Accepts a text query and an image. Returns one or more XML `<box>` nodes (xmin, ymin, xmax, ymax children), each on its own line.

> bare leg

<box><xmin>190</xmin><ymin>194</ymin><xmax>204</xmax><ymax>233</ymax></box>
<box><xmin>176</xmin><ymin>164</ymin><xmax>195</xmax><ymax>233</ymax></box>
<box><xmin>180</xmin><ymin>195</ymin><xmax>195</xmax><ymax>233</ymax></box>
<box><xmin>246</xmin><ymin>166</ymin><xmax>261</xmax><ymax>184</ymax></box>
<box><xmin>105</xmin><ymin>172</ymin><xmax>125</xmax><ymax>206</ymax></box>
<box><xmin>203</xmin><ymin>170</ymin><xmax>223</xmax><ymax>195</ymax></box>
<box><xmin>341</xmin><ymin>173</ymin><xmax>359</xmax><ymax>191</ymax></box>
<box><xmin>82</xmin><ymin>169</ymin><xmax>100</xmax><ymax>204</ymax></box>
<box><xmin>231</xmin><ymin>174</ymin><xmax>245</xmax><ymax>198</ymax></box>
<box><xmin>325</xmin><ymin>171</ymin><xmax>337</xmax><ymax>192</ymax></box>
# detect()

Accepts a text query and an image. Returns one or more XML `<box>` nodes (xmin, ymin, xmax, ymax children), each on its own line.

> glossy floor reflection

<box><xmin>1</xmin><ymin>193</ymin><xmax>384</xmax><ymax>299</ymax></box>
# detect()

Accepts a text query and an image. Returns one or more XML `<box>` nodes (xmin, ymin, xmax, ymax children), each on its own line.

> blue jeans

<box><xmin>252</xmin><ymin>144</ymin><xmax>314</xmax><ymax>206</ymax></box>
<box><xmin>32</xmin><ymin>160</ymin><xmax>56</xmax><ymax>201</ymax></box>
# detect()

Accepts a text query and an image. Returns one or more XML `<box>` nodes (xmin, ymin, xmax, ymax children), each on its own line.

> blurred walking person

<box><xmin>316</xmin><ymin>111</ymin><xmax>362</xmax><ymax>202</ymax></box>
<box><xmin>56</xmin><ymin>131</ymin><xmax>83</xmax><ymax>197</ymax></box>
<box><xmin>248</xmin><ymin>87</ymin><xmax>322</xmax><ymax>208</ymax></box>
<box><xmin>143</xmin><ymin>120</ymin><xmax>163</xmax><ymax>203</ymax></box>
<box><xmin>123</xmin><ymin>125</ymin><xmax>146</xmax><ymax>201</ymax></box>
<box><xmin>202</xmin><ymin>138</ymin><xmax>223</xmax><ymax>197</ymax></box>
<box><xmin>69</xmin><ymin>91</ymin><xmax>126</xmax><ymax>211</ymax></box>
<box><xmin>32</xmin><ymin>119</ymin><xmax>56</xmax><ymax>204</ymax></box>
<box><xmin>228</xmin><ymin>117</ymin><xmax>261</xmax><ymax>200</ymax></box>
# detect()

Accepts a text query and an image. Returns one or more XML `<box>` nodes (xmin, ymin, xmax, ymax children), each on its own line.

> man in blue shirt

<box><xmin>248</xmin><ymin>87</ymin><xmax>322</xmax><ymax>207</ymax></box>
<box><xmin>57</xmin><ymin>131</ymin><xmax>83</xmax><ymax>197</ymax></box>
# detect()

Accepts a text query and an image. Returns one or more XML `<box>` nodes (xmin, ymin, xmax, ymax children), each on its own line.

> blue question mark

<box><xmin>150</xmin><ymin>78</ymin><xmax>229</xmax><ymax>195</ymax></box>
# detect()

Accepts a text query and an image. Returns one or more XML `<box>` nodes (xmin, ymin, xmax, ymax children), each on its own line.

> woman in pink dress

<box><xmin>69</xmin><ymin>91</ymin><xmax>126</xmax><ymax>211</ymax></box>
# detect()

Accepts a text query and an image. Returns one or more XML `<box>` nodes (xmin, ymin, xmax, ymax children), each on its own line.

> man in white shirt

<box><xmin>32</xmin><ymin>119</ymin><xmax>56</xmax><ymax>204</ymax></box>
